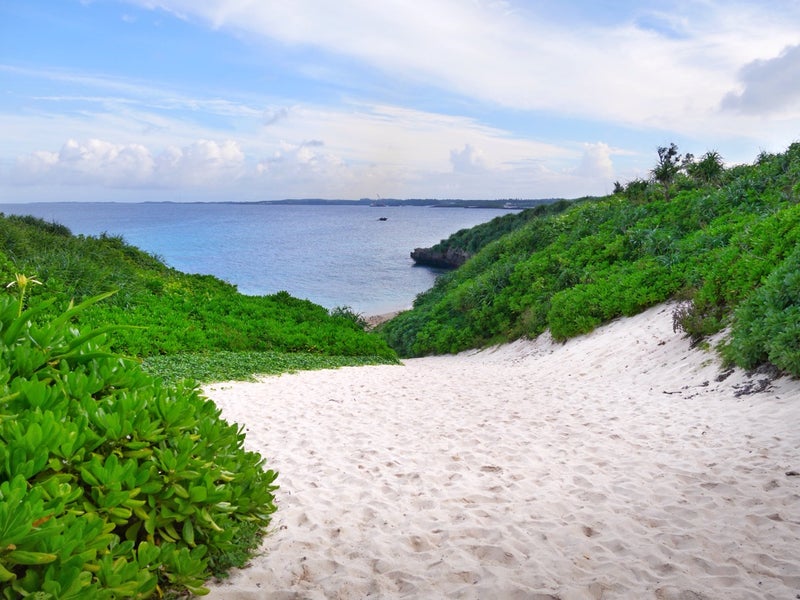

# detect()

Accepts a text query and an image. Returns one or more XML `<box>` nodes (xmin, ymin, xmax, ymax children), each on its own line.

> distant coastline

<box><xmin>2</xmin><ymin>198</ymin><xmax>557</xmax><ymax>210</ymax></box>
<box><xmin>267</xmin><ymin>198</ymin><xmax>559</xmax><ymax>210</ymax></box>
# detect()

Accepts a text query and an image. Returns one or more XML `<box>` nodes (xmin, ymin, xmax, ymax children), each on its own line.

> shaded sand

<box><xmin>364</xmin><ymin>311</ymin><xmax>404</xmax><ymax>329</ymax></box>
<box><xmin>203</xmin><ymin>304</ymin><xmax>800</xmax><ymax>599</ymax></box>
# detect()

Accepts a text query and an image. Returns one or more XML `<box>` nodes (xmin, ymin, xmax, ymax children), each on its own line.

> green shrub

<box><xmin>423</xmin><ymin>199</ymin><xmax>576</xmax><ymax>259</ymax></box>
<box><xmin>328</xmin><ymin>305</ymin><xmax>368</xmax><ymax>330</ymax></box>
<box><xmin>724</xmin><ymin>249</ymin><xmax>800</xmax><ymax>375</ymax></box>
<box><xmin>0</xmin><ymin>286</ymin><xmax>278</xmax><ymax>598</ymax></box>
<box><xmin>381</xmin><ymin>142</ymin><xmax>800</xmax><ymax>373</ymax></box>
<box><xmin>548</xmin><ymin>261</ymin><xmax>677</xmax><ymax>340</ymax></box>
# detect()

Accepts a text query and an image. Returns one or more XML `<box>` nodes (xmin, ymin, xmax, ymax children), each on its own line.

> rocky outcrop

<box><xmin>410</xmin><ymin>246</ymin><xmax>471</xmax><ymax>269</ymax></box>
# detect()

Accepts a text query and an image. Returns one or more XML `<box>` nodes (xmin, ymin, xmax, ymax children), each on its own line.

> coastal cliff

<box><xmin>410</xmin><ymin>246</ymin><xmax>471</xmax><ymax>269</ymax></box>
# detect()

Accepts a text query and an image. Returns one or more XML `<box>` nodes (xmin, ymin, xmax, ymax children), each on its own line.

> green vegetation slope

<box><xmin>381</xmin><ymin>143</ymin><xmax>800</xmax><ymax>377</ymax></box>
<box><xmin>420</xmin><ymin>198</ymin><xmax>576</xmax><ymax>258</ymax></box>
<box><xmin>0</xmin><ymin>214</ymin><xmax>397</xmax><ymax>379</ymax></box>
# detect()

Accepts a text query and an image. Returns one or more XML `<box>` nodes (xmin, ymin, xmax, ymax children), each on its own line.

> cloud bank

<box><xmin>13</xmin><ymin>139</ymin><xmax>245</xmax><ymax>189</ymax></box>
<box><xmin>2</xmin><ymin>1</ymin><xmax>800</xmax><ymax>201</ymax></box>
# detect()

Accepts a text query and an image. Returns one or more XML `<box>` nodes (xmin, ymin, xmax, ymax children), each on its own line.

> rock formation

<box><xmin>410</xmin><ymin>246</ymin><xmax>471</xmax><ymax>269</ymax></box>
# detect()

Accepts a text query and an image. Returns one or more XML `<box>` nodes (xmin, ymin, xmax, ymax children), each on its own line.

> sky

<box><xmin>1</xmin><ymin>1</ymin><xmax>799</xmax><ymax>203</ymax></box>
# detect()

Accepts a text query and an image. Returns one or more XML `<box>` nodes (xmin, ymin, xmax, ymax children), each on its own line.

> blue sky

<box><xmin>1</xmin><ymin>0</ymin><xmax>799</xmax><ymax>202</ymax></box>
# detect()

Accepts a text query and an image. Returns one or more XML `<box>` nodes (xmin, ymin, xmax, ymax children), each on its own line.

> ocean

<box><xmin>0</xmin><ymin>202</ymin><xmax>514</xmax><ymax>316</ymax></box>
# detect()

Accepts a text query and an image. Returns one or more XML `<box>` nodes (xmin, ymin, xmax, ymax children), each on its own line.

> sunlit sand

<box><xmin>204</xmin><ymin>303</ymin><xmax>800</xmax><ymax>599</ymax></box>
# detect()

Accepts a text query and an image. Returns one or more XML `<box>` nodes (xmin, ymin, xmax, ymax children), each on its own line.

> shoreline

<box><xmin>364</xmin><ymin>309</ymin><xmax>405</xmax><ymax>329</ymax></box>
<box><xmin>203</xmin><ymin>303</ymin><xmax>800</xmax><ymax>599</ymax></box>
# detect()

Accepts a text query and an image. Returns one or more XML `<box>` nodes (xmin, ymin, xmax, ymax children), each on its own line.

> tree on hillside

<box><xmin>623</xmin><ymin>178</ymin><xmax>650</xmax><ymax>203</ymax></box>
<box><xmin>651</xmin><ymin>143</ymin><xmax>682</xmax><ymax>201</ymax></box>
<box><xmin>687</xmin><ymin>150</ymin><xmax>724</xmax><ymax>186</ymax></box>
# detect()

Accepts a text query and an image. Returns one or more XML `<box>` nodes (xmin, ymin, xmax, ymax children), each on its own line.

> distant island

<box><xmin>266</xmin><ymin>198</ymin><xmax>559</xmax><ymax>209</ymax></box>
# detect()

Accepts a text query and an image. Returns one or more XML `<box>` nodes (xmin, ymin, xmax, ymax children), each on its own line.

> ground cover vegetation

<box><xmin>0</xmin><ymin>284</ymin><xmax>278</xmax><ymax>597</ymax></box>
<box><xmin>381</xmin><ymin>143</ymin><xmax>800</xmax><ymax>377</ymax></box>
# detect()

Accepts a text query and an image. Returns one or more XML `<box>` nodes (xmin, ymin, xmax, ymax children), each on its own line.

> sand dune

<box><xmin>203</xmin><ymin>304</ymin><xmax>800</xmax><ymax>599</ymax></box>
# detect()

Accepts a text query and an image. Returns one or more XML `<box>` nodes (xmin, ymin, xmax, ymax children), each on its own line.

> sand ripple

<box><xmin>204</xmin><ymin>304</ymin><xmax>800</xmax><ymax>599</ymax></box>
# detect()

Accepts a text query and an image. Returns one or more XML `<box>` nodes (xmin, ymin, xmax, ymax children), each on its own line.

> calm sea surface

<box><xmin>0</xmin><ymin>202</ymin><xmax>514</xmax><ymax>315</ymax></box>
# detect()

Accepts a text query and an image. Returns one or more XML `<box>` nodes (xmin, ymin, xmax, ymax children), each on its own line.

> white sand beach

<box><xmin>203</xmin><ymin>304</ymin><xmax>800</xmax><ymax>600</ymax></box>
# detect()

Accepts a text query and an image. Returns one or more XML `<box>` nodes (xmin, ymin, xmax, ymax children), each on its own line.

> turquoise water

<box><xmin>0</xmin><ymin>202</ymin><xmax>513</xmax><ymax>315</ymax></box>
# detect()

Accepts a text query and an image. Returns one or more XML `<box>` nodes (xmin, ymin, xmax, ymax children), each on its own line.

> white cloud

<box><xmin>450</xmin><ymin>144</ymin><xmax>488</xmax><ymax>173</ymax></box>
<box><xmin>2</xmin><ymin>89</ymin><xmax>630</xmax><ymax>200</ymax></box>
<box><xmin>4</xmin><ymin>129</ymin><xmax>623</xmax><ymax>201</ymax></box>
<box><xmin>129</xmin><ymin>0</ymin><xmax>800</xmax><ymax>134</ymax></box>
<box><xmin>574</xmin><ymin>142</ymin><xmax>614</xmax><ymax>180</ymax></box>
<box><xmin>1</xmin><ymin>91</ymin><xmax>587</xmax><ymax>198</ymax></box>
<box><xmin>258</xmin><ymin>139</ymin><xmax>342</xmax><ymax>174</ymax></box>
<box><xmin>12</xmin><ymin>138</ymin><xmax>245</xmax><ymax>189</ymax></box>
<box><xmin>167</xmin><ymin>139</ymin><xmax>245</xmax><ymax>184</ymax></box>
<box><xmin>14</xmin><ymin>139</ymin><xmax>155</xmax><ymax>186</ymax></box>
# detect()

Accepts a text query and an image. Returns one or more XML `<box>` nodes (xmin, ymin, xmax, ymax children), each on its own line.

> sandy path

<box><xmin>203</xmin><ymin>304</ymin><xmax>800</xmax><ymax>599</ymax></box>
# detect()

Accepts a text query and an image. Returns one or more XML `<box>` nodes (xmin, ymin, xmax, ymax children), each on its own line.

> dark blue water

<box><xmin>0</xmin><ymin>202</ymin><xmax>513</xmax><ymax>315</ymax></box>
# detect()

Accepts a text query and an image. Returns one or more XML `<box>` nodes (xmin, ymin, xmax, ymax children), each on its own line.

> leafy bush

<box><xmin>723</xmin><ymin>248</ymin><xmax>800</xmax><ymax>373</ymax></box>
<box><xmin>419</xmin><ymin>199</ymin><xmax>576</xmax><ymax>262</ymax></box>
<box><xmin>0</xmin><ymin>286</ymin><xmax>278</xmax><ymax>598</ymax></box>
<box><xmin>548</xmin><ymin>260</ymin><xmax>678</xmax><ymax>340</ymax></box>
<box><xmin>328</xmin><ymin>305</ymin><xmax>368</xmax><ymax>330</ymax></box>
